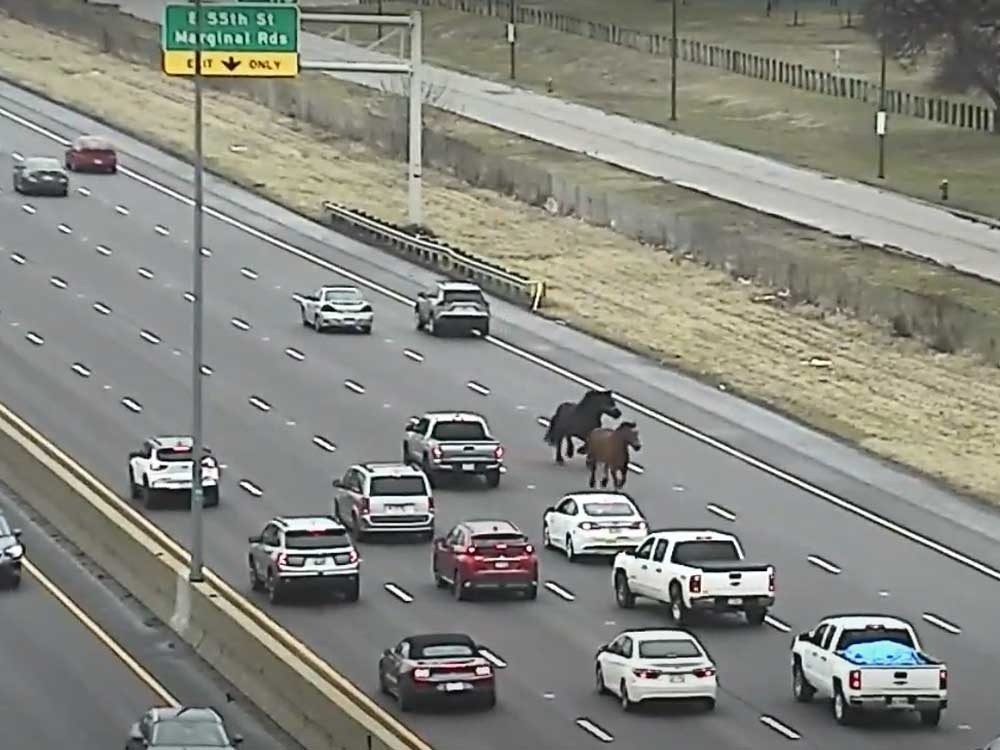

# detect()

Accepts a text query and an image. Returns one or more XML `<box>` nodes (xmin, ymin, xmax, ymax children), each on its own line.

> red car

<box><xmin>64</xmin><ymin>135</ymin><xmax>117</xmax><ymax>174</ymax></box>
<box><xmin>432</xmin><ymin>519</ymin><xmax>538</xmax><ymax>600</ymax></box>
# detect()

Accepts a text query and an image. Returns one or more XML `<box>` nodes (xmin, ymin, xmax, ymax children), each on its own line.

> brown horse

<box><xmin>585</xmin><ymin>422</ymin><xmax>641</xmax><ymax>490</ymax></box>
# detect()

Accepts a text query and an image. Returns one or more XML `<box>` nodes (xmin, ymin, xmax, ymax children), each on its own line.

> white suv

<box><xmin>332</xmin><ymin>462</ymin><xmax>435</xmax><ymax>542</ymax></box>
<box><xmin>248</xmin><ymin>515</ymin><xmax>361</xmax><ymax>604</ymax></box>
<box><xmin>128</xmin><ymin>435</ymin><xmax>220</xmax><ymax>509</ymax></box>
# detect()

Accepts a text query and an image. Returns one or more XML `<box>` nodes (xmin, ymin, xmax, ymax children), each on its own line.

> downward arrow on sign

<box><xmin>222</xmin><ymin>56</ymin><xmax>241</xmax><ymax>71</ymax></box>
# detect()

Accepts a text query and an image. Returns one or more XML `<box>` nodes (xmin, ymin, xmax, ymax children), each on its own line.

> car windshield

<box><xmin>78</xmin><ymin>136</ymin><xmax>112</xmax><ymax>151</ymax></box>
<box><xmin>583</xmin><ymin>502</ymin><xmax>635</xmax><ymax>517</ymax></box>
<box><xmin>442</xmin><ymin>290</ymin><xmax>484</xmax><ymax>304</ymax></box>
<box><xmin>25</xmin><ymin>158</ymin><xmax>61</xmax><ymax>171</ymax></box>
<box><xmin>322</xmin><ymin>288</ymin><xmax>361</xmax><ymax>302</ymax></box>
<box><xmin>672</xmin><ymin>540</ymin><xmax>740</xmax><ymax>564</ymax></box>
<box><xmin>0</xmin><ymin>516</ymin><xmax>11</xmax><ymax>536</ymax></box>
<box><xmin>837</xmin><ymin>628</ymin><xmax>916</xmax><ymax>651</ymax></box>
<box><xmin>430</xmin><ymin>421</ymin><xmax>487</xmax><ymax>440</ymax></box>
<box><xmin>370</xmin><ymin>476</ymin><xmax>427</xmax><ymax>496</ymax></box>
<box><xmin>415</xmin><ymin>644</ymin><xmax>476</xmax><ymax>659</ymax></box>
<box><xmin>151</xmin><ymin>719</ymin><xmax>228</xmax><ymax>747</ymax></box>
<box><xmin>284</xmin><ymin>529</ymin><xmax>349</xmax><ymax>549</ymax></box>
<box><xmin>638</xmin><ymin>639</ymin><xmax>702</xmax><ymax>659</ymax></box>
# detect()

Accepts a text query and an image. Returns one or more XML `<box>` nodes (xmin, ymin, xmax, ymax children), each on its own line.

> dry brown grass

<box><xmin>3</xmin><ymin>16</ymin><xmax>999</xmax><ymax>502</ymax></box>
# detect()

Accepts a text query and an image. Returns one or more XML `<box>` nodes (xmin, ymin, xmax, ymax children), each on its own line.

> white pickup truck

<box><xmin>611</xmin><ymin>530</ymin><xmax>775</xmax><ymax>626</ymax></box>
<box><xmin>791</xmin><ymin>614</ymin><xmax>948</xmax><ymax>726</ymax></box>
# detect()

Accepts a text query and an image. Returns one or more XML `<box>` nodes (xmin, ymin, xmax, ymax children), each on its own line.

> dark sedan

<box><xmin>13</xmin><ymin>156</ymin><xmax>68</xmax><ymax>196</ymax></box>
<box><xmin>0</xmin><ymin>513</ymin><xmax>24</xmax><ymax>589</ymax></box>
<box><xmin>378</xmin><ymin>632</ymin><xmax>497</xmax><ymax>711</ymax></box>
<box><xmin>127</xmin><ymin>706</ymin><xmax>243</xmax><ymax>749</ymax></box>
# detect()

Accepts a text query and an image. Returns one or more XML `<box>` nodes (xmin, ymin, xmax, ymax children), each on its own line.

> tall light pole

<box><xmin>876</xmin><ymin>0</ymin><xmax>888</xmax><ymax>179</ymax></box>
<box><xmin>670</xmin><ymin>0</ymin><xmax>678</xmax><ymax>121</ymax></box>
<box><xmin>508</xmin><ymin>0</ymin><xmax>517</xmax><ymax>80</ymax></box>
<box><xmin>189</xmin><ymin>0</ymin><xmax>206</xmax><ymax>583</ymax></box>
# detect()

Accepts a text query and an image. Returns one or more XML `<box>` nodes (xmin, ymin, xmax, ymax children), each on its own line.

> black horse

<box><xmin>543</xmin><ymin>389</ymin><xmax>622</xmax><ymax>464</ymax></box>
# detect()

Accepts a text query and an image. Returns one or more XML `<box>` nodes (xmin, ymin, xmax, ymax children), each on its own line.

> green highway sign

<box><xmin>162</xmin><ymin>3</ymin><xmax>299</xmax><ymax>53</ymax></box>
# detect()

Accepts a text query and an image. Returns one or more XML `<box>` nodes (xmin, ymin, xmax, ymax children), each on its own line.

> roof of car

<box><xmin>149</xmin><ymin>706</ymin><xmax>222</xmax><ymax>723</ymax></box>
<box><xmin>274</xmin><ymin>515</ymin><xmax>345</xmax><ymax>532</ymax></box>
<box><xmin>818</xmin><ymin>615</ymin><xmax>912</xmax><ymax>630</ymax></box>
<box><xmin>621</xmin><ymin>628</ymin><xmax>699</xmax><ymax>643</ymax></box>
<box><xmin>320</xmin><ymin>285</ymin><xmax>360</xmax><ymax>293</ymax></box>
<box><xmin>359</xmin><ymin>462</ymin><xmax>426</xmax><ymax>476</ymax></box>
<box><xmin>437</xmin><ymin>281</ymin><xmax>482</xmax><ymax>291</ymax></box>
<box><xmin>565</xmin><ymin>491</ymin><xmax>637</xmax><ymax>506</ymax></box>
<box><xmin>645</xmin><ymin>529</ymin><xmax>735</xmax><ymax>542</ymax></box>
<box><xmin>76</xmin><ymin>135</ymin><xmax>113</xmax><ymax>149</ymax></box>
<box><xmin>463</xmin><ymin>519</ymin><xmax>522</xmax><ymax>535</ymax></box>
<box><xmin>423</xmin><ymin>411</ymin><xmax>487</xmax><ymax>422</ymax></box>
<box><xmin>405</xmin><ymin>632</ymin><xmax>476</xmax><ymax>651</ymax></box>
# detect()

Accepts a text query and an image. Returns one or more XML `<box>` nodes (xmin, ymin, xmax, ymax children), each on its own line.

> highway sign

<box><xmin>161</xmin><ymin>3</ymin><xmax>300</xmax><ymax>78</ymax></box>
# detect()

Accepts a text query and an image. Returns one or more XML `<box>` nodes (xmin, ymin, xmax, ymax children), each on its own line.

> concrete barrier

<box><xmin>0</xmin><ymin>399</ymin><xmax>434</xmax><ymax>750</ymax></box>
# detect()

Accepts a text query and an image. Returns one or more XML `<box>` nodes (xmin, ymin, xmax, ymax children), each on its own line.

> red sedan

<box><xmin>432</xmin><ymin>519</ymin><xmax>538</xmax><ymax>600</ymax></box>
<box><xmin>64</xmin><ymin>135</ymin><xmax>117</xmax><ymax>174</ymax></box>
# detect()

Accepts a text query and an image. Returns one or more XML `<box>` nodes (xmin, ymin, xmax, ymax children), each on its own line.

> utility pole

<box><xmin>876</xmin><ymin>0</ymin><xmax>888</xmax><ymax>179</ymax></box>
<box><xmin>670</xmin><ymin>0</ymin><xmax>678</xmax><ymax>121</ymax></box>
<box><xmin>508</xmin><ymin>0</ymin><xmax>517</xmax><ymax>80</ymax></box>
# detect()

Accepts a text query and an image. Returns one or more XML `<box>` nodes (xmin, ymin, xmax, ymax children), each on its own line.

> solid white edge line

<box><xmin>705</xmin><ymin>503</ymin><xmax>737</xmax><ymax>521</ymax></box>
<box><xmin>574</xmin><ymin>718</ymin><xmax>614</xmax><ymax>743</ymax></box>
<box><xmin>765</xmin><ymin>615</ymin><xmax>791</xmax><ymax>632</ymax></box>
<box><xmin>383</xmin><ymin>583</ymin><xmax>414</xmax><ymax>603</ymax></box>
<box><xmin>6</xmin><ymin>104</ymin><xmax>998</xmax><ymax>586</ymax></box>
<box><xmin>544</xmin><ymin>581</ymin><xmax>575</xmax><ymax>601</ymax></box>
<box><xmin>759</xmin><ymin>715</ymin><xmax>801</xmax><ymax>740</ymax></box>
<box><xmin>921</xmin><ymin>612</ymin><xmax>961</xmax><ymax>634</ymax></box>
<box><xmin>477</xmin><ymin>649</ymin><xmax>507</xmax><ymax>668</ymax></box>
<box><xmin>806</xmin><ymin>555</ymin><xmax>842</xmax><ymax>575</ymax></box>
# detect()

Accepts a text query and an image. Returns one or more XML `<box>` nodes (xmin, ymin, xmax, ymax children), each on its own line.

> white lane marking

<box><xmin>139</xmin><ymin>329</ymin><xmax>161</xmax><ymax>345</ymax></box>
<box><xmin>57</xmin><ymin>223</ymin><xmax>71</xmax><ymax>234</ymax></box>
<box><xmin>311</xmin><ymin>435</ymin><xmax>336</xmax><ymax>452</ymax></box>
<box><xmin>238</xmin><ymin>479</ymin><xmax>264</xmax><ymax>497</ymax></box>
<box><xmin>344</xmin><ymin>380</ymin><xmax>365</xmax><ymax>394</ymax></box>
<box><xmin>627</xmin><ymin>462</ymin><xmax>644</xmax><ymax>474</ymax></box>
<box><xmin>878</xmin><ymin>589</ymin><xmax>891</xmax><ymax>597</ymax></box>
<box><xmin>706</xmin><ymin>503</ymin><xmax>737</xmax><ymax>521</ymax></box>
<box><xmin>115</xmin><ymin>204</ymin><xmax>129</xmax><ymax>215</ymax></box>
<box><xmin>248</xmin><ymin>395</ymin><xmax>272</xmax><ymax>412</ymax></box>
<box><xmin>200</xmin><ymin>246</ymin><xmax>212</xmax><ymax>258</ymax></box>
<box><xmin>575</xmin><ymin>718</ymin><xmax>613</xmax><ymax>743</ymax></box>
<box><xmin>25</xmin><ymin>331</ymin><xmax>44</xmax><ymax>346</ymax></box>
<box><xmin>230</xmin><ymin>317</ymin><xmax>251</xmax><ymax>331</ymax></box>
<box><xmin>9</xmin><ymin>106</ymin><xmax>992</xmax><ymax>588</ymax></box>
<box><xmin>759</xmin><ymin>715</ymin><xmax>801</xmax><ymax>740</ymax></box>
<box><xmin>290</xmin><ymin>292</ymin><xmax>305</xmax><ymax>304</ymax></box>
<box><xmin>71</xmin><ymin>363</ymin><xmax>92</xmax><ymax>378</ymax></box>
<box><xmin>10</xmin><ymin>252</ymin><xmax>26</xmax><ymax>265</ymax></box>
<box><xmin>536</xmin><ymin>416</ymin><xmax>551</xmax><ymax>428</ymax></box>
<box><xmin>284</xmin><ymin>347</ymin><xmax>305</xmax><ymax>361</ymax></box>
<box><xmin>478</xmin><ymin>649</ymin><xmax>507</xmax><ymax>668</ymax></box>
<box><xmin>120</xmin><ymin>397</ymin><xmax>143</xmax><ymax>413</ymax></box>
<box><xmin>466</xmin><ymin>381</ymin><xmax>490</xmax><ymax>396</ymax></box>
<box><xmin>285</xmin><ymin>419</ymin><xmax>296</xmax><ymax>427</ymax></box>
<box><xmin>183</xmin><ymin>292</ymin><xmax>196</xmax><ymax>303</ymax></box>
<box><xmin>200</xmin><ymin>364</ymin><xmax>214</xmax><ymax>376</ymax></box>
<box><xmin>240</xmin><ymin>267</ymin><xmax>259</xmax><ymax>280</ymax></box>
<box><xmin>154</xmin><ymin>225</ymin><xmax>170</xmax><ymax>236</ymax></box>
<box><xmin>544</xmin><ymin>581</ymin><xmax>575</xmax><ymax>601</ymax></box>
<box><xmin>765</xmin><ymin>614</ymin><xmax>791</xmax><ymax>632</ymax></box>
<box><xmin>49</xmin><ymin>276</ymin><xmax>68</xmax><ymax>290</ymax></box>
<box><xmin>92</xmin><ymin>302</ymin><xmax>112</xmax><ymax>315</ymax></box>
<box><xmin>807</xmin><ymin>555</ymin><xmax>841</xmax><ymax>575</ymax></box>
<box><xmin>403</xmin><ymin>349</ymin><xmax>423</xmax><ymax>363</ymax></box>
<box><xmin>383</xmin><ymin>583</ymin><xmax>414</xmax><ymax>603</ymax></box>
<box><xmin>95</xmin><ymin>244</ymin><xmax>111</xmax><ymax>256</ymax></box>
<box><xmin>137</xmin><ymin>267</ymin><xmax>154</xmax><ymax>280</ymax></box>
<box><xmin>672</xmin><ymin>485</ymin><xmax>685</xmax><ymax>492</ymax></box>
<box><xmin>76</xmin><ymin>186</ymin><xmax>90</xmax><ymax>196</ymax></box>
<box><xmin>11</xmin><ymin>151</ymin><xmax>23</xmax><ymax>160</ymax></box>
<box><xmin>21</xmin><ymin>204</ymin><xmax>35</xmax><ymax>214</ymax></box>
<box><xmin>922</xmin><ymin>612</ymin><xmax>961</xmax><ymax>635</ymax></box>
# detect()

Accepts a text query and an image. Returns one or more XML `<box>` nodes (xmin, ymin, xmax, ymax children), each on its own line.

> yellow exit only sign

<box><xmin>161</xmin><ymin>50</ymin><xmax>299</xmax><ymax>77</ymax></box>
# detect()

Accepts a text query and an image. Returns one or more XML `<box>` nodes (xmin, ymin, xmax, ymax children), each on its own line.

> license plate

<box><xmin>444</xmin><ymin>682</ymin><xmax>466</xmax><ymax>692</ymax></box>
<box><xmin>462</xmin><ymin>463</ymin><xmax>476</xmax><ymax>471</ymax></box>
<box><xmin>890</xmin><ymin>697</ymin><xmax>909</xmax><ymax>706</ymax></box>
<box><xmin>494</xmin><ymin>561</ymin><xmax>509</xmax><ymax>569</ymax></box>
<box><xmin>312</xmin><ymin>557</ymin><xmax>326</xmax><ymax>566</ymax></box>
<box><xmin>386</xmin><ymin>505</ymin><xmax>414</xmax><ymax>514</ymax></box>
<box><xmin>727</xmin><ymin>597</ymin><xmax>742</xmax><ymax>605</ymax></box>
<box><xmin>670</xmin><ymin>675</ymin><xmax>685</xmax><ymax>683</ymax></box>
<box><xmin>342</xmin><ymin>318</ymin><xmax>355</xmax><ymax>323</ymax></box>
<box><xmin>94</xmin><ymin>159</ymin><xmax>103</xmax><ymax>164</ymax></box>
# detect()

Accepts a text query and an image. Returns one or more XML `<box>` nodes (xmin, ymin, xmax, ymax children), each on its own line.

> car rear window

<box><xmin>431</xmin><ymin>421</ymin><xmax>487</xmax><ymax>440</ymax></box>
<box><xmin>285</xmin><ymin>529</ymin><xmax>349</xmax><ymax>549</ymax></box>
<box><xmin>157</xmin><ymin>447</ymin><xmax>195</xmax><ymax>462</ymax></box>
<box><xmin>370</xmin><ymin>476</ymin><xmax>427</xmax><ymax>496</ymax></box>
<box><xmin>414</xmin><ymin>644</ymin><xmax>476</xmax><ymax>659</ymax></box>
<box><xmin>638</xmin><ymin>639</ymin><xmax>702</xmax><ymax>659</ymax></box>
<box><xmin>583</xmin><ymin>501</ymin><xmax>635</xmax><ymax>517</ymax></box>
<box><xmin>837</xmin><ymin>628</ymin><xmax>915</xmax><ymax>651</ymax></box>
<box><xmin>442</xmin><ymin>291</ymin><xmax>484</xmax><ymax>304</ymax></box>
<box><xmin>672</xmin><ymin>540</ymin><xmax>740</xmax><ymax>564</ymax></box>
<box><xmin>472</xmin><ymin>532</ymin><xmax>524</xmax><ymax>545</ymax></box>
<box><xmin>151</xmin><ymin>720</ymin><xmax>228</xmax><ymax>747</ymax></box>
<box><xmin>78</xmin><ymin>136</ymin><xmax>113</xmax><ymax>151</ymax></box>
<box><xmin>323</xmin><ymin>288</ymin><xmax>361</xmax><ymax>302</ymax></box>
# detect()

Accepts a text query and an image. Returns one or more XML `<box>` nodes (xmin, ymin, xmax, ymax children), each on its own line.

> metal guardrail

<box><xmin>324</xmin><ymin>201</ymin><xmax>547</xmax><ymax>311</ymax></box>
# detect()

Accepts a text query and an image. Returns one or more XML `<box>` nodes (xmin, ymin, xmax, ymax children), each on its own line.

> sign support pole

<box><xmin>408</xmin><ymin>10</ymin><xmax>423</xmax><ymax>227</ymax></box>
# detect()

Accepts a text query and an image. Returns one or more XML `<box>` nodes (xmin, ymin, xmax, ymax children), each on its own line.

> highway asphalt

<box><xmin>2</xmin><ymin>83</ymin><xmax>1000</xmax><ymax>750</ymax></box>
<box><xmin>114</xmin><ymin>0</ymin><xmax>1000</xmax><ymax>284</ymax></box>
<box><xmin>0</xmin><ymin>487</ymin><xmax>298</xmax><ymax>749</ymax></box>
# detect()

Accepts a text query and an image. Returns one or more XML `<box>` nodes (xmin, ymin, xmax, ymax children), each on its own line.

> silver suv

<box><xmin>332</xmin><ymin>462</ymin><xmax>435</xmax><ymax>542</ymax></box>
<box><xmin>248</xmin><ymin>515</ymin><xmax>360</xmax><ymax>604</ymax></box>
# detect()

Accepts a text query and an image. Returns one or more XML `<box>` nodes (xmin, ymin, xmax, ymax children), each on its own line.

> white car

<box><xmin>596</xmin><ymin>628</ymin><xmax>717</xmax><ymax>711</ymax></box>
<box><xmin>332</xmin><ymin>462</ymin><xmax>435</xmax><ymax>541</ymax></box>
<box><xmin>297</xmin><ymin>285</ymin><xmax>374</xmax><ymax>334</ymax></box>
<box><xmin>542</xmin><ymin>491</ymin><xmax>647</xmax><ymax>560</ymax></box>
<box><xmin>128</xmin><ymin>435</ymin><xmax>220</xmax><ymax>509</ymax></box>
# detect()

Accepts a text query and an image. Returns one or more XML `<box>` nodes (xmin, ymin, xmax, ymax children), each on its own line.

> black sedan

<box><xmin>127</xmin><ymin>706</ymin><xmax>242</xmax><ymax>749</ymax></box>
<box><xmin>13</xmin><ymin>156</ymin><xmax>69</xmax><ymax>196</ymax></box>
<box><xmin>378</xmin><ymin>632</ymin><xmax>497</xmax><ymax>711</ymax></box>
<box><xmin>0</xmin><ymin>513</ymin><xmax>24</xmax><ymax>589</ymax></box>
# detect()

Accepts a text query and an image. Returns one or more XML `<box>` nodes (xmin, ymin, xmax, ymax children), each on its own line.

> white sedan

<box><xmin>595</xmin><ymin>629</ymin><xmax>718</xmax><ymax>711</ymax></box>
<box><xmin>542</xmin><ymin>491</ymin><xmax>647</xmax><ymax>560</ymax></box>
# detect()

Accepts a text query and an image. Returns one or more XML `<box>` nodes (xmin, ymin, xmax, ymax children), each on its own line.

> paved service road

<box><xmin>0</xmin><ymin>489</ymin><xmax>296</xmax><ymax>749</ymax></box>
<box><xmin>2</xmin><ymin>82</ymin><xmax>1000</xmax><ymax>750</ymax></box>
<box><xmin>116</xmin><ymin>0</ymin><xmax>1000</xmax><ymax>283</ymax></box>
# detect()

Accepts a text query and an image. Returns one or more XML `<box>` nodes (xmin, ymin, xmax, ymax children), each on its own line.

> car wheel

<box><xmin>313</xmin><ymin>315</ymin><xmax>323</xmax><ymax>333</ymax></box>
<box><xmin>397</xmin><ymin>684</ymin><xmax>415</xmax><ymax>712</ymax></box>
<box><xmin>351</xmin><ymin>513</ymin><xmax>368</xmax><ymax>543</ymax></box>
<box><xmin>745</xmin><ymin>607</ymin><xmax>767</xmax><ymax>626</ymax></box>
<box><xmin>524</xmin><ymin>582</ymin><xmax>538</xmax><ymax>600</ymax></box>
<box><xmin>300</xmin><ymin>307</ymin><xmax>310</xmax><ymax>327</ymax></box>
<box><xmin>266</xmin><ymin>571</ymin><xmax>283</xmax><ymax>604</ymax></box>
<box><xmin>484</xmin><ymin>468</ymin><xmax>501</xmax><ymax>488</ymax></box>
<box><xmin>362</xmin><ymin>324</ymin><xmax>373</xmax><ymax>335</ymax></box>
<box><xmin>480</xmin><ymin>689</ymin><xmax>497</xmax><ymax>709</ymax></box>
<box><xmin>453</xmin><ymin>569</ymin><xmax>468</xmax><ymax>601</ymax></box>
<box><xmin>249</xmin><ymin>558</ymin><xmax>264</xmax><ymax>591</ymax></box>
<box><xmin>203</xmin><ymin>486</ymin><xmax>220</xmax><ymax>508</ymax></box>
<box><xmin>595</xmin><ymin>664</ymin><xmax>609</xmax><ymax>695</ymax></box>
<box><xmin>428</xmin><ymin>316</ymin><xmax>438</xmax><ymax>336</ymax></box>
<box><xmin>59</xmin><ymin>188</ymin><xmax>68</xmax><ymax>197</ymax></box>
<box><xmin>703</xmin><ymin>697</ymin><xmax>717</xmax><ymax>711</ymax></box>
<box><xmin>619</xmin><ymin>681</ymin><xmax>635</xmax><ymax>712</ymax></box>
<box><xmin>479</xmin><ymin>323</ymin><xmax>490</xmax><ymax>338</ymax></box>
<box><xmin>342</xmin><ymin>577</ymin><xmax>360</xmax><ymax>603</ymax></box>
<box><xmin>565</xmin><ymin>535</ymin><xmax>577</xmax><ymax>562</ymax></box>
<box><xmin>402</xmin><ymin>441</ymin><xmax>412</xmax><ymax>465</ymax></box>
<box><xmin>128</xmin><ymin>465</ymin><xmax>140</xmax><ymax>499</ymax></box>
<box><xmin>614</xmin><ymin>571</ymin><xmax>636</xmax><ymax>609</ymax></box>
<box><xmin>542</xmin><ymin>522</ymin><xmax>554</xmax><ymax>549</ymax></box>
<box><xmin>832</xmin><ymin>688</ymin><xmax>855</xmax><ymax>725</ymax></box>
<box><xmin>433</xmin><ymin>561</ymin><xmax>448</xmax><ymax>588</ymax></box>
<box><xmin>9</xmin><ymin>573</ymin><xmax>22</xmax><ymax>590</ymax></box>
<box><xmin>142</xmin><ymin>481</ymin><xmax>158</xmax><ymax>510</ymax></box>
<box><xmin>669</xmin><ymin>584</ymin><xmax>691</xmax><ymax>624</ymax></box>
<box><xmin>919</xmin><ymin>708</ymin><xmax>942</xmax><ymax>727</ymax></box>
<box><xmin>415</xmin><ymin>310</ymin><xmax>425</xmax><ymax>331</ymax></box>
<box><xmin>421</xmin><ymin>456</ymin><xmax>438</xmax><ymax>489</ymax></box>
<box><xmin>792</xmin><ymin>660</ymin><xmax>815</xmax><ymax>702</ymax></box>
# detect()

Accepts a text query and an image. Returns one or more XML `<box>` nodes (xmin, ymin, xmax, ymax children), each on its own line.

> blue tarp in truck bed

<box><xmin>839</xmin><ymin>640</ymin><xmax>926</xmax><ymax>666</ymax></box>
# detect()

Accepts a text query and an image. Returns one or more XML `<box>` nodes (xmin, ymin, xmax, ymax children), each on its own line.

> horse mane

<box><xmin>616</xmin><ymin>421</ymin><xmax>637</xmax><ymax>430</ymax></box>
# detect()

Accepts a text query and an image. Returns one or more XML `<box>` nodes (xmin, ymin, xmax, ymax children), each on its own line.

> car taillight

<box><xmin>348</xmin><ymin>549</ymin><xmax>359</xmax><ymax>564</ymax></box>
<box><xmin>494</xmin><ymin>445</ymin><xmax>504</xmax><ymax>460</ymax></box>
<box><xmin>525</xmin><ymin>544</ymin><xmax>535</xmax><ymax>554</ymax></box>
<box><xmin>360</xmin><ymin>497</ymin><xmax>370</xmax><ymax>513</ymax></box>
<box><xmin>579</xmin><ymin>521</ymin><xmax>596</xmax><ymax>530</ymax></box>
<box><xmin>474</xmin><ymin>665</ymin><xmax>492</xmax><ymax>677</ymax></box>
<box><xmin>769</xmin><ymin>569</ymin><xmax>775</xmax><ymax>592</ymax></box>
<box><xmin>431</xmin><ymin>446</ymin><xmax>443</xmax><ymax>459</ymax></box>
<box><xmin>632</xmin><ymin>668</ymin><xmax>661</xmax><ymax>679</ymax></box>
<box><xmin>689</xmin><ymin>575</ymin><xmax>702</xmax><ymax>593</ymax></box>
<box><xmin>848</xmin><ymin>669</ymin><xmax>862</xmax><ymax>690</ymax></box>
<box><xmin>276</xmin><ymin>553</ymin><xmax>287</xmax><ymax>566</ymax></box>
<box><xmin>629</xmin><ymin>520</ymin><xmax>646</xmax><ymax>529</ymax></box>
<box><xmin>939</xmin><ymin>669</ymin><xmax>947</xmax><ymax>689</ymax></box>
<box><xmin>692</xmin><ymin>667</ymin><xmax>716</xmax><ymax>678</ymax></box>
<box><xmin>413</xmin><ymin>668</ymin><xmax>431</xmax><ymax>680</ymax></box>
<box><xmin>466</xmin><ymin>546</ymin><xmax>477</xmax><ymax>555</ymax></box>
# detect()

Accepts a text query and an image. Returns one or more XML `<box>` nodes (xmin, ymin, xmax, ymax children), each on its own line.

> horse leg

<box><xmin>565</xmin><ymin>435</ymin><xmax>575</xmax><ymax>458</ymax></box>
<box><xmin>600</xmin><ymin>462</ymin><xmax>610</xmax><ymax>489</ymax></box>
<box><xmin>554</xmin><ymin>431</ymin><xmax>564</xmax><ymax>464</ymax></box>
<box><xmin>587</xmin><ymin>457</ymin><xmax>597</xmax><ymax>488</ymax></box>
<box><xmin>615</xmin><ymin>465</ymin><xmax>628</xmax><ymax>490</ymax></box>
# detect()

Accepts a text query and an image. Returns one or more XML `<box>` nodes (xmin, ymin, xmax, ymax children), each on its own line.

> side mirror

<box><xmin>382</xmin><ymin>648</ymin><xmax>392</xmax><ymax>658</ymax></box>
<box><xmin>248</xmin><ymin>535</ymin><xmax>262</xmax><ymax>544</ymax></box>
<box><xmin>796</xmin><ymin>632</ymin><xmax>812</xmax><ymax>643</ymax></box>
<box><xmin>128</xmin><ymin>723</ymin><xmax>143</xmax><ymax>741</ymax></box>
<box><xmin>332</xmin><ymin>479</ymin><xmax>343</xmax><ymax>488</ymax></box>
<box><xmin>544</xmin><ymin>506</ymin><xmax>555</xmax><ymax>514</ymax></box>
<box><xmin>433</xmin><ymin>536</ymin><xmax>444</xmax><ymax>545</ymax></box>
<box><xmin>13</xmin><ymin>529</ymin><xmax>22</xmax><ymax>539</ymax></box>
<box><xmin>232</xmin><ymin>735</ymin><xmax>244</xmax><ymax>746</ymax></box>
<box><xmin>416</xmin><ymin>292</ymin><xmax>426</xmax><ymax>298</ymax></box>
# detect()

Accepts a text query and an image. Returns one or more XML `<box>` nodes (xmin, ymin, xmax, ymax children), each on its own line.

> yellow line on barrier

<box><xmin>23</xmin><ymin>557</ymin><xmax>178</xmax><ymax>706</ymax></box>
